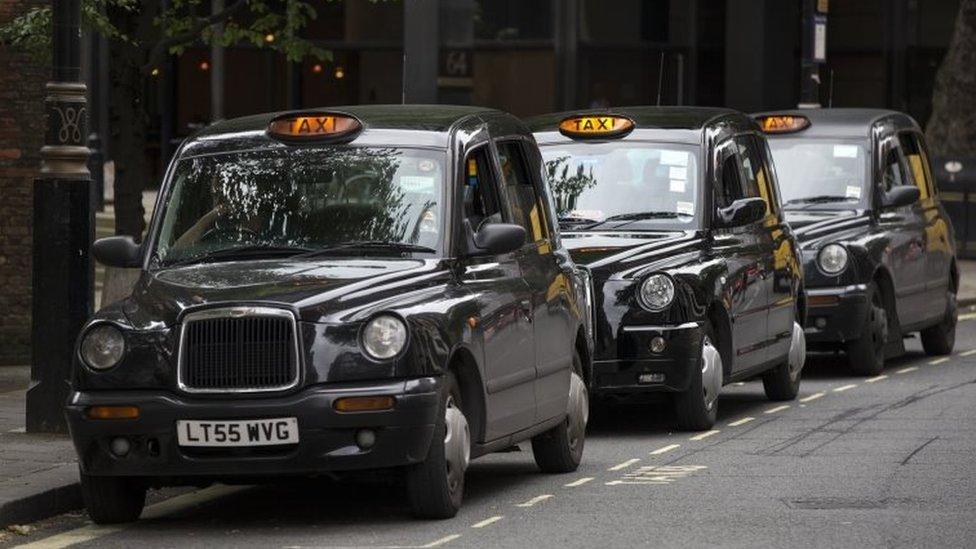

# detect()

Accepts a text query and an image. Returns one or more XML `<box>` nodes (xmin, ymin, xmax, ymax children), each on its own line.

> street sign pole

<box><xmin>799</xmin><ymin>0</ymin><xmax>828</xmax><ymax>108</ymax></box>
<box><xmin>26</xmin><ymin>0</ymin><xmax>93</xmax><ymax>433</ymax></box>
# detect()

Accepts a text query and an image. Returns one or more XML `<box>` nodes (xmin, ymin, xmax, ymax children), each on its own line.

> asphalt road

<box><xmin>7</xmin><ymin>317</ymin><xmax>976</xmax><ymax>549</ymax></box>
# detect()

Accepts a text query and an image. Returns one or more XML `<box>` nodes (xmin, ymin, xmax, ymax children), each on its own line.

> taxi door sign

<box><xmin>267</xmin><ymin>113</ymin><xmax>362</xmax><ymax>142</ymax></box>
<box><xmin>559</xmin><ymin>115</ymin><xmax>635</xmax><ymax>139</ymax></box>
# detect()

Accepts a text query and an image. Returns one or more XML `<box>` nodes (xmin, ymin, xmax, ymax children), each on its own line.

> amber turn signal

<box><xmin>334</xmin><ymin>396</ymin><xmax>395</xmax><ymax>413</ymax></box>
<box><xmin>87</xmin><ymin>405</ymin><xmax>140</xmax><ymax>420</ymax></box>
<box><xmin>808</xmin><ymin>295</ymin><xmax>840</xmax><ymax>307</ymax></box>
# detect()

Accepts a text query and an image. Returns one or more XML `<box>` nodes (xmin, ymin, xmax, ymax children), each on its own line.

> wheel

<box><xmin>673</xmin><ymin>325</ymin><xmax>722</xmax><ymax>431</ymax></box>
<box><xmin>532</xmin><ymin>349</ymin><xmax>588</xmax><ymax>473</ymax></box>
<box><xmin>845</xmin><ymin>282</ymin><xmax>888</xmax><ymax>376</ymax></box>
<box><xmin>79</xmin><ymin>470</ymin><xmax>146</xmax><ymax>524</ymax></box>
<box><xmin>406</xmin><ymin>372</ymin><xmax>469</xmax><ymax>519</ymax></box>
<box><xmin>921</xmin><ymin>278</ymin><xmax>957</xmax><ymax>356</ymax></box>
<box><xmin>763</xmin><ymin>319</ymin><xmax>805</xmax><ymax>401</ymax></box>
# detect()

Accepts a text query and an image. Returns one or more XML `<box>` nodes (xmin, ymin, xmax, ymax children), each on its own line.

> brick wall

<box><xmin>0</xmin><ymin>1</ymin><xmax>48</xmax><ymax>365</ymax></box>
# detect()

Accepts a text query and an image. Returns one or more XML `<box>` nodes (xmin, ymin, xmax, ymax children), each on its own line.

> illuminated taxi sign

<box><xmin>756</xmin><ymin>115</ymin><xmax>810</xmax><ymax>134</ymax></box>
<box><xmin>267</xmin><ymin>113</ymin><xmax>362</xmax><ymax>142</ymax></box>
<box><xmin>559</xmin><ymin>115</ymin><xmax>635</xmax><ymax>139</ymax></box>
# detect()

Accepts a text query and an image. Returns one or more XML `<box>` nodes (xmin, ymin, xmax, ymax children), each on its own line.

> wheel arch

<box><xmin>447</xmin><ymin>347</ymin><xmax>486</xmax><ymax>444</ymax></box>
<box><xmin>705</xmin><ymin>301</ymin><xmax>733</xmax><ymax>379</ymax></box>
<box><xmin>872</xmin><ymin>265</ymin><xmax>900</xmax><ymax>333</ymax></box>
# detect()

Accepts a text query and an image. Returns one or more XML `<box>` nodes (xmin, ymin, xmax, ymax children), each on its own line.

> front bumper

<box><xmin>593</xmin><ymin>322</ymin><xmax>703</xmax><ymax>393</ymax></box>
<box><xmin>804</xmin><ymin>284</ymin><xmax>870</xmax><ymax>344</ymax></box>
<box><xmin>66</xmin><ymin>377</ymin><xmax>441</xmax><ymax>478</ymax></box>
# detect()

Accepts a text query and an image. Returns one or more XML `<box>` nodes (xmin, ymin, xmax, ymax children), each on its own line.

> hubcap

<box><xmin>566</xmin><ymin>371</ymin><xmax>589</xmax><ymax>453</ymax></box>
<box><xmin>701</xmin><ymin>336</ymin><xmax>722</xmax><ymax>412</ymax></box>
<box><xmin>788</xmin><ymin>320</ymin><xmax>806</xmax><ymax>382</ymax></box>
<box><xmin>443</xmin><ymin>396</ymin><xmax>470</xmax><ymax>493</ymax></box>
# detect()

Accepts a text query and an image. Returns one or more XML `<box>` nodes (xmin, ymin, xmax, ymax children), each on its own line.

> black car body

<box><xmin>68</xmin><ymin>105</ymin><xmax>590</xmax><ymax>522</ymax></box>
<box><xmin>529</xmin><ymin>107</ymin><xmax>807</xmax><ymax>431</ymax></box>
<box><xmin>755</xmin><ymin>109</ymin><xmax>958</xmax><ymax>374</ymax></box>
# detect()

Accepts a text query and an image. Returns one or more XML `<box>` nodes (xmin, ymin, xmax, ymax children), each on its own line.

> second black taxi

<box><xmin>529</xmin><ymin>107</ymin><xmax>807</xmax><ymax>431</ymax></box>
<box><xmin>68</xmin><ymin>105</ymin><xmax>590</xmax><ymax>522</ymax></box>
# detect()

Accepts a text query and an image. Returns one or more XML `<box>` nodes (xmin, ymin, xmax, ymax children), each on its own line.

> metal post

<box><xmin>26</xmin><ymin>0</ymin><xmax>92</xmax><ymax>433</ymax></box>
<box><xmin>554</xmin><ymin>0</ymin><xmax>579</xmax><ymax>110</ymax></box>
<box><xmin>799</xmin><ymin>0</ymin><xmax>825</xmax><ymax>108</ymax></box>
<box><xmin>403</xmin><ymin>0</ymin><xmax>439</xmax><ymax>103</ymax></box>
<box><xmin>211</xmin><ymin>0</ymin><xmax>225</xmax><ymax>121</ymax></box>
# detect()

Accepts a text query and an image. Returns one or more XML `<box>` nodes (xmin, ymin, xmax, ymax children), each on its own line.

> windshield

<box><xmin>152</xmin><ymin>147</ymin><xmax>445</xmax><ymax>266</ymax></box>
<box><xmin>767</xmin><ymin>138</ymin><xmax>870</xmax><ymax>208</ymax></box>
<box><xmin>540</xmin><ymin>142</ymin><xmax>700</xmax><ymax>229</ymax></box>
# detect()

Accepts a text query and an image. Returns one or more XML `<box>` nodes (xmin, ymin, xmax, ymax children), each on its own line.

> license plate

<box><xmin>176</xmin><ymin>417</ymin><xmax>299</xmax><ymax>447</ymax></box>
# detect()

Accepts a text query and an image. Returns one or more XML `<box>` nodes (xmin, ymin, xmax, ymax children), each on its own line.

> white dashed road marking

<box><xmin>606</xmin><ymin>465</ymin><xmax>708</xmax><ymax>486</ymax></box>
<box><xmin>471</xmin><ymin>516</ymin><xmax>504</xmax><ymax>529</ymax></box>
<box><xmin>728</xmin><ymin>417</ymin><xmax>755</xmax><ymax>427</ymax></box>
<box><xmin>799</xmin><ymin>392</ymin><xmax>825</xmax><ymax>403</ymax></box>
<box><xmin>765</xmin><ymin>405</ymin><xmax>790</xmax><ymax>414</ymax></box>
<box><xmin>833</xmin><ymin>384</ymin><xmax>858</xmax><ymax>393</ymax></box>
<box><xmin>865</xmin><ymin>375</ymin><xmax>888</xmax><ymax>383</ymax></box>
<box><xmin>929</xmin><ymin>357</ymin><xmax>950</xmax><ymax>365</ymax></box>
<box><xmin>897</xmin><ymin>366</ymin><xmax>919</xmax><ymax>374</ymax></box>
<box><xmin>608</xmin><ymin>458</ymin><xmax>640</xmax><ymax>471</ymax></box>
<box><xmin>689</xmin><ymin>430</ymin><xmax>720</xmax><ymax>441</ymax></box>
<box><xmin>649</xmin><ymin>444</ymin><xmax>680</xmax><ymax>455</ymax></box>
<box><xmin>516</xmin><ymin>494</ymin><xmax>554</xmax><ymax>508</ymax></box>
<box><xmin>960</xmin><ymin>349</ymin><xmax>976</xmax><ymax>357</ymax></box>
<box><xmin>564</xmin><ymin>477</ymin><xmax>594</xmax><ymax>488</ymax></box>
<box><xmin>423</xmin><ymin>535</ymin><xmax>463</xmax><ymax>547</ymax></box>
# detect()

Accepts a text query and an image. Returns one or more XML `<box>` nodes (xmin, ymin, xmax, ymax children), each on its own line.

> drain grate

<box><xmin>786</xmin><ymin>497</ymin><xmax>887</xmax><ymax>510</ymax></box>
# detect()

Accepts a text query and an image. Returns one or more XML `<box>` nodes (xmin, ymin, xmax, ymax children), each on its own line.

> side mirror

<box><xmin>715</xmin><ymin>197</ymin><xmax>766</xmax><ymax>228</ymax></box>
<box><xmin>91</xmin><ymin>236</ymin><xmax>142</xmax><ymax>268</ymax></box>
<box><xmin>882</xmin><ymin>185</ymin><xmax>920</xmax><ymax>209</ymax></box>
<box><xmin>473</xmin><ymin>223</ymin><xmax>526</xmax><ymax>256</ymax></box>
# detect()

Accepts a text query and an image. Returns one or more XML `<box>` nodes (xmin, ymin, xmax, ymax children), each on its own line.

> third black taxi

<box><xmin>529</xmin><ymin>107</ymin><xmax>807</xmax><ymax>431</ymax></box>
<box><xmin>756</xmin><ymin>109</ymin><xmax>958</xmax><ymax>375</ymax></box>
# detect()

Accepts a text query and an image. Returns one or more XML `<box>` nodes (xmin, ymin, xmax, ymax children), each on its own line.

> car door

<box><xmin>877</xmin><ymin>136</ymin><xmax>928</xmax><ymax>326</ymax></box>
<box><xmin>494</xmin><ymin>139</ymin><xmax>573</xmax><ymax>424</ymax></box>
<box><xmin>712</xmin><ymin>138</ymin><xmax>771</xmax><ymax>373</ymax></box>
<box><xmin>898</xmin><ymin>130</ymin><xmax>951</xmax><ymax>322</ymax></box>
<box><xmin>751</xmin><ymin>134</ymin><xmax>799</xmax><ymax>362</ymax></box>
<box><xmin>458</xmin><ymin>144</ymin><xmax>537</xmax><ymax>440</ymax></box>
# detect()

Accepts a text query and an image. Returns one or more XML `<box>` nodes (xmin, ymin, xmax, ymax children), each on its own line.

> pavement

<box><xmin>0</xmin><ymin>259</ymin><xmax>975</xmax><ymax>545</ymax></box>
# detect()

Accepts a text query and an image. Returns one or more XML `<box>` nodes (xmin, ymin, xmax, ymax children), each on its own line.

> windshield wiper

<box><xmin>581</xmin><ymin>210</ymin><xmax>684</xmax><ymax>230</ymax></box>
<box><xmin>162</xmin><ymin>245</ymin><xmax>313</xmax><ymax>268</ymax></box>
<box><xmin>783</xmin><ymin>195</ymin><xmax>858</xmax><ymax>206</ymax></box>
<box><xmin>296</xmin><ymin>241</ymin><xmax>436</xmax><ymax>259</ymax></box>
<box><xmin>559</xmin><ymin>215</ymin><xmax>601</xmax><ymax>227</ymax></box>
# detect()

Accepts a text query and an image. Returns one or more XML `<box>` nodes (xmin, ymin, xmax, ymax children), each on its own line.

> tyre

<box><xmin>406</xmin><ymin>372</ymin><xmax>469</xmax><ymax>519</ymax></box>
<box><xmin>921</xmin><ymin>278</ymin><xmax>957</xmax><ymax>356</ymax></box>
<box><xmin>673</xmin><ymin>324</ymin><xmax>722</xmax><ymax>431</ymax></box>
<box><xmin>763</xmin><ymin>319</ymin><xmax>805</xmax><ymax>401</ymax></box>
<box><xmin>845</xmin><ymin>282</ymin><xmax>888</xmax><ymax>376</ymax></box>
<box><xmin>532</xmin><ymin>349</ymin><xmax>588</xmax><ymax>473</ymax></box>
<box><xmin>79</xmin><ymin>470</ymin><xmax>146</xmax><ymax>524</ymax></box>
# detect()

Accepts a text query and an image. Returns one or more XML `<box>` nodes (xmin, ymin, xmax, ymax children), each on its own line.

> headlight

<box><xmin>638</xmin><ymin>274</ymin><xmax>675</xmax><ymax>312</ymax></box>
<box><xmin>818</xmin><ymin>244</ymin><xmax>849</xmax><ymax>275</ymax></box>
<box><xmin>361</xmin><ymin>315</ymin><xmax>407</xmax><ymax>360</ymax></box>
<box><xmin>80</xmin><ymin>324</ymin><xmax>125</xmax><ymax>370</ymax></box>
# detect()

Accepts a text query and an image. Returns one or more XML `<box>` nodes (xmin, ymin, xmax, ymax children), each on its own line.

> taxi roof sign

<box><xmin>267</xmin><ymin>113</ymin><xmax>362</xmax><ymax>142</ymax></box>
<box><xmin>756</xmin><ymin>115</ymin><xmax>810</xmax><ymax>134</ymax></box>
<box><xmin>559</xmin><ymin>115</ymin><xmax>635</xmax><ymax>139</ymax></box>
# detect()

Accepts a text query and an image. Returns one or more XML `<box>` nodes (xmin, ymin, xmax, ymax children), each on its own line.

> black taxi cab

<box><xmin>755</xmin><ymin>109</ymin><xmax>958</xmax><ymax>375</ymax></box>
<box><xmin>68</xmin><ymin>105</ymin><xmax>590</xmax><ymax>522</ymax></box>
<box><xmin>528</xmin><ymin>107</ymin><xmax>806</xmax><ymax>431</ymax></box>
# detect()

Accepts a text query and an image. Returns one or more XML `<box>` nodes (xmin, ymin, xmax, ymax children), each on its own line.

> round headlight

<box><xmin>80</xmin><ymin>324</ymin><xmax>125</xmax><ymax>370</ymax></box>
<box><xmin>361</xmin><ymin>315</ymin><xmax>407</xmax><ymax>360</ymax></box>
<box><xmin>638</xmin><ymin>274</ymin><xmax>675</xmax><ymax>312</ymax></box>
<box><xmin>818</xmin><ymin>244</ymin><xmax>849</xmax><ymax>275</ymax></box>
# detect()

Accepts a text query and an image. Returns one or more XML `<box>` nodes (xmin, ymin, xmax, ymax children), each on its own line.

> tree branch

<box><xmin>141</xmin><ymin>0</ymin><xmax>248</xmax><ymax>73</ymax></box>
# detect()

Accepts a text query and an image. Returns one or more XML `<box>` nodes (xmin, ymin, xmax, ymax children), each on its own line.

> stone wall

<box><xmin>0</xmin><ymin>1</ymin><xmax>48</xmax><ymax>365</ymax></box>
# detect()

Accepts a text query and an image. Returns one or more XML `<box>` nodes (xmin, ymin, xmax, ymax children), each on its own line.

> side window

<box><xmin>462</xmin><ymin>147</ymin><xmax>502</xmax><ymax>231</ymax></box>
<box><xmin>752</xmin><ymin>136</ymin><xmax>780</xmax><ymax>217</ymax></box>
<box><xmin>880</xmin><ymin>143</ymin><xmax>909</xmax><ymax>193</ymax></box>
<box><xmin>497</xmin><ymin>141</ymin><xmax>549</xmax><ymax>244</ymax></box>
<box><xmin>732</xmin><ymin>136</ymin><xmax>763</xmax><ymax>203</ymax></box>
<box><xmin>898</xmin><ymin>132</ymin><xmax>934</xmax><ymax>200</ymax></box>
<box><xmin>715</xmin><ymin>141</ymin><xmax>743</xmax><ymax>209</ymax></box>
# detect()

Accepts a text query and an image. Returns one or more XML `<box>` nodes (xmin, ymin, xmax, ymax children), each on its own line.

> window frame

<box><xmin>492</xmin><ymin>137</ymin><xmax>553</xmax><ymax>246</ymax></box>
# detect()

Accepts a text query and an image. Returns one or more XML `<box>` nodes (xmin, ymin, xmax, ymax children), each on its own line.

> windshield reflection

<box><xmin>153</xmin><ymin>147</ymin><xmax>445</xmax><ymax>266</ymax></box>
<box><xmin>767</xmin><ymin>138</ymin><xmax>869</xmax><ymax>208</ymax></box>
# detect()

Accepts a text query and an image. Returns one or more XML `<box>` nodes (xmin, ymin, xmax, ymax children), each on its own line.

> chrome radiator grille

<box><xmin>178</xmin><ymin>307</ymin><xmax>299</xmax><ymax>393</ymax></box>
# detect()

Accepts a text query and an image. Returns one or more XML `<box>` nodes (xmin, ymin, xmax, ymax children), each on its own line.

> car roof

<box><xmin>527</xmin><ymin>106</ymin><xmax>758</xmax><ymax>146</ymax></box>
<box><xmin>752</xmin><ymin>108</ymin><xmax>921</xmax><ymax>139</ymax></box>
<box><xmin>179</xmin><ymin>104</ymin><xmax>504</xmax><ymax>157</ymax></box>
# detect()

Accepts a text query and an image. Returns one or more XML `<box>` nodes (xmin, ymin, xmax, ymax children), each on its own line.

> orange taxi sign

<box><xmin>756</xmin><ymin>115</ymin><xmax>810</xmax><ymax>134</ymax></box>
<box><xmin>559</xmin><ymin>115</ymin><xmax>634</xmax><ymax>139</ymax></box>
<box><xmin>268</xmin><ymin>113</ymin><xmax>362</xmax><ymax>141</ymax></box>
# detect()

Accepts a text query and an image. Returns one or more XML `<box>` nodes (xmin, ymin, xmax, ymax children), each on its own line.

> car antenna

<box><xmin>656</xmin><ymin>51</ymin><xmax>665</xmax><ymax>106</ymax></box>
<box><xmin>827</xmin><ymin>69</ymin><xmax>835</xmax><ymax>108</ymax></box>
